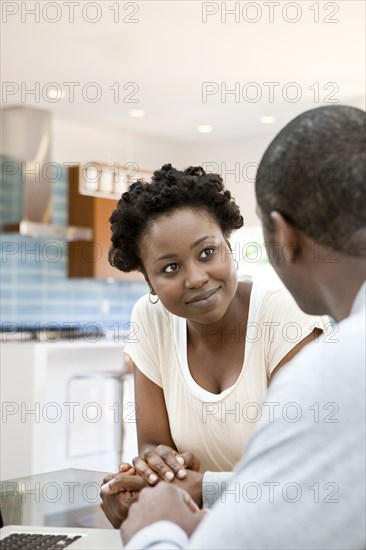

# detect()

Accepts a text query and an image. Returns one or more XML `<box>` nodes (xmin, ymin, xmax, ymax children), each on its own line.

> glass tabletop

<box><xmin>0</xmin><ymin>468</ymin><xmax>113</xmax><ymax>529</ymax></box>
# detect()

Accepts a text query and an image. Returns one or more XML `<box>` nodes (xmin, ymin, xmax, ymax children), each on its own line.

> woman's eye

<box><xmin>200</xmin><ymin>247</ymin><xmax>216</xmax><ymax>259</ymax></box>
<box><xmin>163</xmin><ymin>263</ymin><xmax>179</xmax><ymax>273</ymax></box>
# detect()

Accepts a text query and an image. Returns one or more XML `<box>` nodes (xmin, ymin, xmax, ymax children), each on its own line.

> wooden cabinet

<box><xmin>68</xmin><ymin>164</ymin><xmax>151</xmax><ymax>280</ymax></box>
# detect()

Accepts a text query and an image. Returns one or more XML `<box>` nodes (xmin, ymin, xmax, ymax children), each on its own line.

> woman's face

<box><xmin>139</xmin><ymin>208</ymin><xmax>238</xmax><ymax>324</ymax></box>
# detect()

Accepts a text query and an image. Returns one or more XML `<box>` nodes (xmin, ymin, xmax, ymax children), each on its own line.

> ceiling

<box><xmin>1</xmin><ymin>0</ymin><xmax>365</xmax><ymax>143</ymax></box>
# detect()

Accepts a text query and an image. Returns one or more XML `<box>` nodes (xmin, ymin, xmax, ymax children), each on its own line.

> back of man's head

<box><xmin>255</xmin><ymin>105</ymin><xmax>366</xmax><ymax>257</ymax></box>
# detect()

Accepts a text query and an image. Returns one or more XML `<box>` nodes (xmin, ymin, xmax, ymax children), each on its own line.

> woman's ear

<box><xmin>270</xmin><ymin>211</ymin><xmax>301</xmax><ymax>263</ymax></box>
<box><xmin>140</xmin><ymin>266</ymin><xmax>152</xmax><ymax>290</ymax></box>
<box><xmin>224</xmin><ymin>237</ymin><xmax>232</xmax><ymax>251</ymax></box>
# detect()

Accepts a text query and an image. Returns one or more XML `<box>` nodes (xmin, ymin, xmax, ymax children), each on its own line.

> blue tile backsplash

<box><xmin>0</xmin><ymin>157</ymin><xmax>147</xmax><ymax>333</ymax></box>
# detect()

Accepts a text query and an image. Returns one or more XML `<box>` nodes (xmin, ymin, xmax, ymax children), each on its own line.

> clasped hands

<box><xmin>100</xmin><ymin>445</ymin><xmax>207</xmax><ymax>544</ymax></box>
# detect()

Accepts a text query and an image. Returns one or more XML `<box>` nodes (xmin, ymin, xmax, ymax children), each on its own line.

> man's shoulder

<box><xmin>270</xmin><ymin>309</ymin><xmax>365</xmax><ymax>414</ymax></box>
<box><xmin>237</xmin><ymin>310</ymin><xmax>365</xmax><ymax>477</ymax></box>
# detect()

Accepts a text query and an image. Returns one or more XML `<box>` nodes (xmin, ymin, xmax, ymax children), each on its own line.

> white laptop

<box><xmin>0</xmin><ymin>508</ymin><xmax>123</xmax><ymax>549</ymax></box>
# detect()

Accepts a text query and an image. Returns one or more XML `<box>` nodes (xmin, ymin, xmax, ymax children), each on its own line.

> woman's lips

<box><xmin>186</xmin><ymin>287</ymin><xmax>220</xmax><ymax>306</ymax></box>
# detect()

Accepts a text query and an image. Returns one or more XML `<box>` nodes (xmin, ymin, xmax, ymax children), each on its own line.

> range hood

<box><xmin>0</xmin><ymin>106</ymin><xmax>92</xmax><ymax>241</ymax></box>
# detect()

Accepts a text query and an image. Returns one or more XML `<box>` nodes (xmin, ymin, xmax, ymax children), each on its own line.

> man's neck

<box><xmin>316</xmin><ymin>258</ymin><xmax>365</xmax><ymax>321</ymax></box>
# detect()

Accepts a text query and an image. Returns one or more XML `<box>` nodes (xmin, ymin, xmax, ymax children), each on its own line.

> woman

<box><xmin>101</xmin><ymin>164</ymin><xmax>325</xmax><ymax>522</ymax></box>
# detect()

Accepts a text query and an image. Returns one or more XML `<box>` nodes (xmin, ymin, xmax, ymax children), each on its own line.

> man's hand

<box><xmin>100</xmin><ymin>458</ymin><xmax>203</xmax><ymax>528</ymax></box>
<box><xmin>100</xmin><ymin>464</ymin><xmax>147</xmax><ymax>528</ymax></box>
<box><xmin>121</xmin><ymin>483</ymin><xmax>207</xmax><ymax>545</ymax></box>
<box><xmin>172</xmin><ymin>468</ymin><xmax>203</xmax><ymax>508</ymax></box>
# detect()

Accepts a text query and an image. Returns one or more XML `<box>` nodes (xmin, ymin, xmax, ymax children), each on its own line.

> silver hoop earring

<box><xmin>149</xmin><ymin>291</ymin><xmax>159</xmax><ymax>304</ymax></box>
<box><xmin>233</xmin><ymin>258</ymin><xmax>239</xmax><ymax>271</ymax></box>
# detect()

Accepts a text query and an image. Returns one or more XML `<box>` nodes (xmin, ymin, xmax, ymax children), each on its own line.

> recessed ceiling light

<box><xmin>260</xmin><ymin>115</ymin><xmax>276</xmax><ymax>124</ymax></box>
<box><xmin>197</xmin><ymin>124</ymin><xmax>213</xmax><ymax>133</ymax></box>
<box><xmin>129</xmin><ymin>109</ymin><xmax>145</xmax><ymax>118</ymax></box>
<box><xmin>46</xmin><ymin>88</ymin><xmax>65</xmax><ymax>100</ymax></box>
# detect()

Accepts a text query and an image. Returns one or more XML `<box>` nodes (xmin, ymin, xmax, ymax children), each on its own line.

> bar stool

<box><xmin>65</xmin><ymin>354</ymin><xmax>128</xmax><ymax>467</ymax></box>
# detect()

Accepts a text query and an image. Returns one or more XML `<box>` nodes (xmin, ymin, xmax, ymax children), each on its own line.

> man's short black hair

<box><xmin>255</xmin><ymin>105</ymin><xmax>366</xmax><ymax>257</ymax></box>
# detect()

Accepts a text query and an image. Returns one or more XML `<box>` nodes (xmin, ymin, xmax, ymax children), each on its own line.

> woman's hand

<box><xmin>100</xmin><ymin>463</ymin><xmax>147</xmax><ymax>528</ymax></box>
<box><xmin>132</xmin><ymin>445</ymin><xmax>200</xmax><ymax>484</ymax></box>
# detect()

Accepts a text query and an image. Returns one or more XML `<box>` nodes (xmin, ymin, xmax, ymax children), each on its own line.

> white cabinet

<box><xmin>0</xmin><ymin>340</ymin><xmax>128</xmax><ymax>479</ymax></box>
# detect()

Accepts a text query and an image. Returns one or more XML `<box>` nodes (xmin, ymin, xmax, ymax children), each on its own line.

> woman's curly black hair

<box><xmin>109</xmin><ymin>164</ymin><xmax>243</xmax><ymax>272</ymax></box>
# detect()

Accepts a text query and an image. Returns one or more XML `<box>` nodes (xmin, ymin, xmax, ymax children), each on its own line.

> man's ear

<box><xmin>270</xmin><ymin>211</ymin><xmax>301</xmax><ymax>263</ymax></box>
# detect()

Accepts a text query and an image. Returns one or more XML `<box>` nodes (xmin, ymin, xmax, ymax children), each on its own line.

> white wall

<box><xmin>52</xmin><ymin>115</ymin><xmax>273</xmax><ymax>227</ymax></box>
<box><xmin>52</xmin><ymin>115</ymin><xmax>197</xmax><ymax>171</ymax></box>
<box><xmin>196</xmin><ymin>135</ymin><xmax>272</xmax><ymax>227</ymax></box>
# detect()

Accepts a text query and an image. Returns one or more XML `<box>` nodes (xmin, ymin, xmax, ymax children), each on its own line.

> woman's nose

<box><xmin>183</xmin><ymin>262</ymin><xmax>209</xmax><ymax>289</ymax></box>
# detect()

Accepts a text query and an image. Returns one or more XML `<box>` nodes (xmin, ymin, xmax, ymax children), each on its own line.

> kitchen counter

<box><xmin>1</xmin><ymin>339</ymin><xmax>129</xmax><ymax>480</ymax></box>
<box><xmin>1</xmin><ymin>337</ymin><xmax>129</xmax><ymax>349</ymax></box>
<box><xmin>0</xmin><ymin>329</ymin><xmax>132</xmax><ymax>345</ymax></box>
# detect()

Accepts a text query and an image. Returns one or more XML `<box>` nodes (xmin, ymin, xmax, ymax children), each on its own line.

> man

<box><xmin>120</xmin><ymin>105</ymin><xmax>366</xmax><ymax>548</ymax></box>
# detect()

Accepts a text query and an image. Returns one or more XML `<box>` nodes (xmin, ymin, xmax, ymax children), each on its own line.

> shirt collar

<box><xmin>350</xmin><ymin>281</ymin><xmax>366</xmax><ymax>316</ymax></box>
